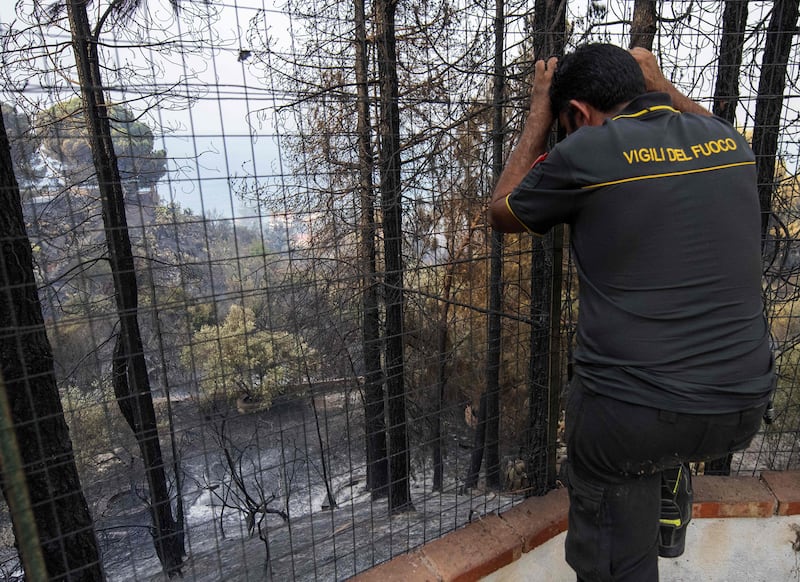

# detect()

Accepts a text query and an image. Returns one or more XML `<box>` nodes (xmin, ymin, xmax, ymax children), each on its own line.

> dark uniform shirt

<box><xmin>506</xmin><ymin>92</ymin><xmax>773</xmax><ymax>414</ymax></box>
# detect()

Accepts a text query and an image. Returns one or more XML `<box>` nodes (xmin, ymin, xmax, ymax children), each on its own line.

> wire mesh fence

<box><xmin>0</xmin><ymin>0</ymin><xmax>798</xmax><ymax>580</ymax></box>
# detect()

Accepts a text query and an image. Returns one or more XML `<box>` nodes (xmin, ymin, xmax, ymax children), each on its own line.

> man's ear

<box><xmin>568</xmin><ymin>99</ymin><xmax>594</xmax><ymax>129</ymax></box>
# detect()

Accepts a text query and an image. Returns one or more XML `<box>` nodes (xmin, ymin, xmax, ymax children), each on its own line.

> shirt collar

<box><xmin>610</xmin><ymin>92</ymin><xmax>678</xmax><ymax>121</ymax></box>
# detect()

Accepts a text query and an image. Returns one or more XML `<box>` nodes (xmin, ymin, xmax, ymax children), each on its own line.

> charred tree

<box><xmin>464</xmin><ymin>390</ymin><xmax>489</xmax><ymax>490</ymax></box>
<box><xmin>0</xmin><ymin>106</ymin><xmax>104</xmax><ymax>581</ymax></box>
<box><xmin>375</xmin><ymin>0</ymin><xmax>412</xmax><ymax>513</ymax></box>
<box><xmin>753</xmin><ymin>0</ymin><xmax>799</xmax><ymax>241</ymax></box>
<box><xmin>464</xmin><ymin>0</ymin><xmax>507</xmax><ymax>491</ymax></box>
<box><xmin>526</xmin><ymin>0</ymin><xmax>566</xmax><ymax>496</ymax></box>
<box><xmin>712</xmin><ymin>1</ymin><xmax>749</xmax><ymax>123</ymax></box>
<box><xmin>629</xmin><ymin>0</ymin><xmax>658</xmax><ymax>50</ymax></box>
<box><xmin>484</xmin><ymin>0</ymin><xmax>506</xmax><ymax>492</ymax></box>
<box><xmin>705</xmin><ymin>0</ymin><xmax>750</xmax><ymax>476</ymax></box>
<box><xmin>432</xmin><ymin>267</ymin><xmax>454</xmax><ymax>492</ymax></box>
<box><xmin>354</xmin><ymin>0</ymin><xmax>389</xmax><ymax>499</ymax></box>
<box><xmin>66</xmin><ymin>0</ymin><xmax>184</xmax><ymax>575</ymax></box>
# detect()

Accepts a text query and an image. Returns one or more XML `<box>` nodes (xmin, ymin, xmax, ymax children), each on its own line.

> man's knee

<box><xmin>564</xmin><ymin>462</ymin><xmax>613</xmax><ymax>581</ymax></box>
<box><xmin>564</xmin><ymin>462</ymin><xmax>661</xmax><ymax>581</ymax></box>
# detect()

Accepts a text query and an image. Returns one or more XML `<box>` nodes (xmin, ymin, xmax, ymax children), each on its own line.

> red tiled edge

<box><xmin>419</xmin><ymin>513</ymin><xmax>522</xmax><ymax>581</ymax></box>
<box><xmin>351</xmin><ymin>550</ymin><xmax>440</xmax><ymax>582</ymax></box>
<box><xmin>691</xmin><ymin>475</ymin><xmax>777</xmax><ymax>518</ymax></box>
<box><xmin>350</xmin><ymin>488</ymin><xmax>567</xmax><ymax>582</ymax></box>
<box><xmin>761</xmin><ymin>470</ymin><xmax>800</xmax><ymax>516</ymax></box>
<box><xmin>495</xmin><ymin>488</ymin><xmax>569</xmax><ymax>552</ymax></box>
<box><xmin>350</xmin><ymin>471</ymin><xmax>800</xmax><ymax>581</ymax></box>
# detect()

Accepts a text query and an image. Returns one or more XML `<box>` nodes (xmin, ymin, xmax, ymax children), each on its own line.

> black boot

<box><xmin>659</xmin><ymin>464</ymin><xmax>693</xmax><ymax>558</ymax></box>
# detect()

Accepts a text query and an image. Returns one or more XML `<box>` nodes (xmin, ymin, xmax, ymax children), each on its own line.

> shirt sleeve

<box><xmin>506</xmin><ymin>147</ymin><xmax>585</xmax><ymax>235</ymax></box>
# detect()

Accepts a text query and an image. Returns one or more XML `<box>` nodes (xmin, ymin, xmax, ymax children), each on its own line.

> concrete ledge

<box><xmin>419</xmin><ymin>514</ymin><xmax>523</xmax><ymax>581</ymax></box>
<box><xmin>350</xmin><ymin>471</ymin><xmax>800</xmax><ymax>582</ymax></box>
<box><xmin>762</xmin><ymin>471</ymin><xmax>800</xmax><ymax>516</ymax></box>
<box><xmin>692</xmin><ymin>475</ymin><xmax>777</xmax><ymax>518</ymax></box>
<box><xmin>351</xmin><ymin>550</ymin><xmax>439</xmax><ymax>582</ymax></box>
<box><xmin>496</xmin><ymin>488</ymin><xmax>569</xmax><ymax>552</ymax></box>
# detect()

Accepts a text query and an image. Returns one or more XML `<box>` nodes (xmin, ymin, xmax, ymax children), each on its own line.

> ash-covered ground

<box><xmin>88</xmin><ymin>391</ymin><xmax>520</xmax><ymax>582</ymax></box>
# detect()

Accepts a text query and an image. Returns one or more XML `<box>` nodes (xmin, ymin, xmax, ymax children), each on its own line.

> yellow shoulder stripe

<box><xmin>612</xmin><ymin>105</ymin><xmax>680</xmax><ymax>120</ymax></box>
<box><xmin>581</xmin><ymin>161</ymin><xmax>755</xmax><ymax>190</ymax></box>
<box><xmin>504</xmin><ymin>194</ymin><xmax>543</xmax><ymax>236</ymax></box>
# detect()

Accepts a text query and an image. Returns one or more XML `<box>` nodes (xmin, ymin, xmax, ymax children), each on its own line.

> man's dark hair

<box><xmin>550</xmin><ymin>43</ymin><xmax>646</xmax><ymax>119</ymax></box>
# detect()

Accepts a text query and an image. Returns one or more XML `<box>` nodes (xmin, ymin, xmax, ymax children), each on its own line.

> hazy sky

<box><xmin>2</xmin><ymin>0</ymin><xmax>291</xmax><ymax>218</ymax></box>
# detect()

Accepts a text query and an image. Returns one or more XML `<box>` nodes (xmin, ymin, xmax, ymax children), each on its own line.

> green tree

<box><xmin>38</xmin><ymin>97</ymin><xmax>166</xmax><ymax>190</ymax></box>
<box><xmin>185</xmin><ymin>304</ymin><xmax>314</xmax><ymax>409</ymax></box>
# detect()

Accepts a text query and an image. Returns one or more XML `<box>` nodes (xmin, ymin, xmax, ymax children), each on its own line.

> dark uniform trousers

<box><xmin>564</xmin><ymin>376</ymin><xmax>766</xmax><ymax>582</ymax></box>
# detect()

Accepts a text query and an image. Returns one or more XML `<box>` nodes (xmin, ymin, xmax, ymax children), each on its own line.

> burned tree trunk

<box><xmin>705</xmin><ymin>0</ymin><xmax>750</xmax><ymax>477</ymax></box>
<box><xmin>526</xmin><ymin>0</ymin><xmax>566</xmax><ymax>496</ymax></box>
<box><xmin>484</xmin><ymin>0</ymin><xmax>507</xmax><ymax>491</ymax></box>
<box><xmin>375</xmin><ymin>0</ymin><xmax>412</xmax><ymax>513</ymax></box>
<box><xmin>432</xmin><ymin>268</ymin><xmax>454</xmax><ymax>492</ymax></box>
<box><xmin>354</xmin><ymin>0</ymin><xmax>389</xmax><ymax>499</ymax></box>
<box><xmin>629</xmin><ymin>0</ymin><xmax>657</xmax><ymax>50</ymax></box>
<box><xmin>0</xmin><ymin>106</ymin><xmax>104</xmax><ymax>581</ymax></box>
<box><xmin>712</xmin><ymin>1</ymin><xmax>749</xmax><ymax>123</ymax></box>
<box><xmin>465</xmin><ymin>0</ymin><xmax>508</xmax><ymax>492</ymax></box>
<box><xmin>66</xmin><ymin>0</ymin><xmax>184</xmax><ymax>575</ymax></box>
<box><xmin>752</xmin><ymin>0</ymin><xmax>799</xmax><ymax>240</ymax></box>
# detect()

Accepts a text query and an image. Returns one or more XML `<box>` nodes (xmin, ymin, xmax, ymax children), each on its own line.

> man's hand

<box><xmin>487</xmin><ymin>57</ymin><xmax>558</xmax><ymax>233</ymax></box>
<box><xmin>629</xmin><ymin>47</ymin><xmax>711</xmax><ymax>116</ymax></box>
<box><xmin>630</xmin><ymin>47</ymin><xmax>668</xmax><ymax>93</ymax></box>
<box><xmin>529</xmin><ymin>56</ymin><xmax>557</xmax><ymax>123</ymax></box>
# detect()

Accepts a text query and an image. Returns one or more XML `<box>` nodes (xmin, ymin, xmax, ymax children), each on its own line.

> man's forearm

<box><xmin>487</xmin><ymin>113</ymin><xmax>551</xmax><ymax>232</ymax></box>
<box><xmin>630</xmin><ymin>47</ymin><xmax>711</xmax><ymax>116</ymax></box>
<box><xmin>488</xmin><ymin>58</ymin><xmax>556</xmax><ymax>232</ymax></box>
<box><xmin>490</xmin><ymin>111</ymin><xmax>551</xmax><ymax>208</ymax></box>
<box><xmin>662</xmin><ymin>84</ymin><xmax>711</xmax><ymax>116</ymax></box>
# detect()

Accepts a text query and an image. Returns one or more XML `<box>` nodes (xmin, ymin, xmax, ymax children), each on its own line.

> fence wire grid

<box><xmin>0</xmin><ymin>0</ymin><xmax>799</xmax><ymax>580</ymax></box>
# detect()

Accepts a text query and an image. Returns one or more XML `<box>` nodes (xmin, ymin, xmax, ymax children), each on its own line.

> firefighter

<box><xmin>488</xmin><ymin>43</ymin><xmax>773</xmax><ymax>581</ymax></box>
